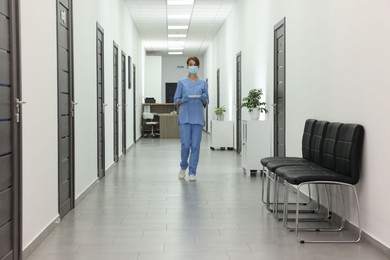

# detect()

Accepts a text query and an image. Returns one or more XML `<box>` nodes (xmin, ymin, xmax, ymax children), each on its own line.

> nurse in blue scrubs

<box><xmin>174</xmin><ymin>57</ymin><xmax>209</xmax><ymax>182</ymax></box>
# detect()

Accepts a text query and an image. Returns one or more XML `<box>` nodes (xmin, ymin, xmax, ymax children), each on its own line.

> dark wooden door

<box><xmin>57</xmin><ymin>0</ymin><xmax>74</xmax><ymax>219</ymax></box>
<box><xmin>121</xmin><ymin>51</ymin><xmax>126</xmax><ymax>154</ymax></box>
<box><xmin>217</xmin><ymin>69</ymin><xmax>220</xmax><ymax>107</ymax></box>
<box><xmin>113</xmin><ymin>42</ymin><xmax>119</xmax><ymax>162</ymax></box>
<box><xmin>236</xmin><ymin>52</ymin><xmax>242</xmax><ymax>154</ymax></box>
<box><xmin>96</xmin><ymin>23</ymin><xmax>105</xmax><ymax>179</ymax></box>
<box><xmin>165</xmin><ymin>83</ymin><xmax>177</xmax><ymax>103</ymax></box>
<box><xmin>0</xmin><ymin>0</ymin><xmax>21</xmax><ymax>259</ymax></box>
<box><xmin>133</xmin><ymin>64</ymin><xmax>136</xmax><ymax>143</ymax></box>
<box><xmin>274</xmin><ymin>18</ymin><xmax>286</xmax><ymax>157</ymax></box>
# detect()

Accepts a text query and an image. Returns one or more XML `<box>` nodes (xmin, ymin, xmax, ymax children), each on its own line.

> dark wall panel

<box><xmin>0</xmin><ymin>0</ymin><xmax>8</xmax><ymax>16</ymax></box>
<box><xmin>59</xmin><ymin>70</ymin><xmax>70</xmax><ymax>93</ymax></box>
<box><xmin>0</xmin><ymin>15</ymin><xmax>9</xmax><ymax>51</ymax></box>
<box><xmin>0</xmin><ymin>87</ymin><xmax>10</xmax><ymax>118</ymax></box>
<box><xmin>60</xmin><ymin>159</ymin><xmax>70</xmax><ymax>182</ymax></box>
<box><xmin>0</xmin><ymin>52</ymin><xmax>10</xmax><ymax>85</ymax></box>
<box><xmin>0</xmin><ymin>122</ymin><xmax>11</xmax><ymax>155</ymax></box>
<box><xmin>0</xmin><ymin>155</ymin><xmax>11</xmax><ymax>191</ymax></box>
<box><xmin>0</xmin><ymin>189</ymin><xmax>11</xmax><ymax>225</ymax></box>
<box><xmin>58</xmin><ymin>26</ymin><xmax>69</xmax><ymax>50</ymax></box>
<box><xmin>59</xmin><ymin>115</ymin><xmax>69</xmax><ymax>137</ymax></box>
<box><xmin>59</xmin><ymin>93</ymin><xmax>69</xmax><ymax>115</ymax></box>
<box><xmin>60</xmin><ymin>137</ymin><xmax>70</xmax><ymax>159</ymax></box>
<box><xmin>58</xmin><ymin>47</ymin><xmax>69</xmax><ymax>72</ymax></box>
<box><xmin>0</xmin><ymin>221</ymin><xmax>12</xmax><ymax>259</ymax></box>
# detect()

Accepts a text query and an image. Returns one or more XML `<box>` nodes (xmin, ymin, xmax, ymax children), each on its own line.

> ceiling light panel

<box><xmin>168</xmin><ymin>25</ymin><xmax>189</xmax><ymax>30</ymax></box>
<box><xmin>167</xmin><ymin>0</ymin><xmax>194</xmax><ymax>5</ymax></box>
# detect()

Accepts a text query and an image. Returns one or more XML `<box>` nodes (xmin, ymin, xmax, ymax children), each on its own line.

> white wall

<box><xmin>73</xmin><ymin>0</ymin><xmax>143</xmax><ymax>197</ymax></box>
<box><xmin>205</xmin><ymin>0</ymin><xmax>390</xmax><ymax>248</ymax></box>
<box><xmin>20</xmin><ymin>0</ymin><xmax>59</xmax><ymax>249</ymax></box>
<box><xmin>144</xmin><ymin>56</ymin><xmax>162</xmax><ymax>102</ymax></box>
<box><xmin>20</xmin><ymin>0</ymin><xmax>144</xmax><ymax>250</ymax></box>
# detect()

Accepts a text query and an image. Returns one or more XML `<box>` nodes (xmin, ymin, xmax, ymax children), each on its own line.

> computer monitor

<box><xmin>145</xmin><ymin>97</ymin><xmax>156</xmax><ymax>103</ymax></box>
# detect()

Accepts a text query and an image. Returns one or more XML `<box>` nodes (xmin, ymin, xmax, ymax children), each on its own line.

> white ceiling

<box><xmin>124</xmin><ymin>0</ymin><xmax>236</xmax><ymax>56</ymax></box>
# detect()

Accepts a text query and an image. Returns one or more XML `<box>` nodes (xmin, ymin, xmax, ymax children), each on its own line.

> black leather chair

<box><xmin>278</xmin><ymin>123</ymin><xmax>364</xmax><ymax>243</ymax></box>
<box><xmin>272</xmin><ymin>122</ymin><xmax>340</xmax><ymax>220</ymax></box>
<box><xmin>260</xmin><ymin>119</ymin><xmax>317</xmax><ymax>205</ymax></box>
<box><xmin>265</xmin><ymin>120</ymin><xmax>329</xmax><ymax>214</ymax></box>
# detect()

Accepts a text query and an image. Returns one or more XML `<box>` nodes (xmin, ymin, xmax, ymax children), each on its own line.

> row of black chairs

<box><xmin>261</xmin><ymin>119</ymin><xmax>364</xmax><ymax>243</ymax></box>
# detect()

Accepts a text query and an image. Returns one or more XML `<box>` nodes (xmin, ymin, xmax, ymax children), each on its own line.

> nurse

<box><xmin>174</xmin><ymin>57</ymin><xmax>209</xmax><ymax>182</ymax></box>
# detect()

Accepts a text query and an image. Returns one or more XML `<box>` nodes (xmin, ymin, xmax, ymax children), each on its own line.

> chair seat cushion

<box><xmin>261</xmin><ymin>157</ymin><xmax>303</xmax><ymax>167</ymax></box>
<box><xmin>266</xmin><ymin>159</ymin><xmax>316</xmax><ymax>172</ymax></box>
<box><xmin>277</xmin><ymin>168</ymin><xmax>356</xmax><ymax>185</ymax></box>
<box><xmin>275</xmin><ymin>165</ymin><xmax>325</xmax><ymax>177</ymax></box>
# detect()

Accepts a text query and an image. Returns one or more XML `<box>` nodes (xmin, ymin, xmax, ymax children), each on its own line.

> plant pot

<box><xmin>248</xmin><ymin>109</ymin><xmax>260</xmax><ymax>120</ymax></box>
<box><xmin>216</xmin><ymin>114</ymin><xmax>224</xmax><ymax>121</ymax></box>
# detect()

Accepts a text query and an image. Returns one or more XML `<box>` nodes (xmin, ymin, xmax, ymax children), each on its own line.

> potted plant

<box><xmin>241</xmin><ymin>89</ymin><xmax>268</xmax><ymax>120</ymax></box>
<box><xmin>215</xmin><ymin>106</ymin><xmax>226</xmax><ymax>121</ymax></box>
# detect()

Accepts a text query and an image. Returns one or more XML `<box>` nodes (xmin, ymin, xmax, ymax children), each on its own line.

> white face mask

<box><xmin>188</xmin><ymin>66</ymin><xmax>199</xmax><ymax>74</ymax></box>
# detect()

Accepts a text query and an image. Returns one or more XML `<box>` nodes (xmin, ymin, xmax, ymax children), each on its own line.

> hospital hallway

<box><xmin>25</xmin><ymin>134</ymin><xmax>388</xmax><ymax>260</ymax></box>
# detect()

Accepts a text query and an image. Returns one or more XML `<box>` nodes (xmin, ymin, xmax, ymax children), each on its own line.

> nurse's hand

<box><xmin>200</xmin><ymin>93</ymin><xmax>208</xmax><ymax>104</ymax></box>
<box><xmin>181</xmin><ymin>94</ymin><xmax>190</xmax><ymax>103</ymax></box>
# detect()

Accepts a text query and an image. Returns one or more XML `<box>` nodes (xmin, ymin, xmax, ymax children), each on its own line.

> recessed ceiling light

<box><xmin>168</xmin><ymin>25</ymin><xmax>189</xmax><ymax>30</ymax></box>
<box><xmin>167</xmin><ymin>0</ymin><xmax>194</xmax><ymax>5</ymax></box>
<box><xmin>167</xmin><ymin>14</ymin><xmax>191</xmax><ymax>19</ymax></box>
<box><xmin>168</xmin><ymin>34</ymin><xmax>187</xmax><ymax>38</ymax></box>
<box><xmin>168</xmin><ymin>52</ymin><xmax>183</xmax><ymax>55</ymax></box>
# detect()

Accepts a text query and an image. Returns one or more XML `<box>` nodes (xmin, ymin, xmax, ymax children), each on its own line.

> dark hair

<box><xmin>186</xmin><ymin>56</ymin><xmax>200</xmax><ymax>66</ymax></box>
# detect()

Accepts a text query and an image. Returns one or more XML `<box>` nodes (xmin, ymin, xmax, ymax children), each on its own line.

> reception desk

<box><xmin>158</xmin><ymin>114</ymin><xmax>180</xmax><ymax>139</ymax></box>
<box><xmin>142</xmin><ymin>103</ymin><xmax>179</xmax><ymax>138</ymax></box>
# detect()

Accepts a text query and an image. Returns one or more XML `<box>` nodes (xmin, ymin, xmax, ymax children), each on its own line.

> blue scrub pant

<box><xmin>179</xmin><ymin>124</ymin><xmax>203</xmax><ymax>176</ymax></box>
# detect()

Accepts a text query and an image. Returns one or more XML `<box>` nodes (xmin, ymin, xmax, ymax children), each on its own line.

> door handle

<box><xmin>71</xmin><ymin>101</ymin><xmax>78</xmax><ymax>117</ymax></box>
<box><xmin>15</xmin><ymin>98</ymin><xmax>26</xmax><ymax>123</ymax></box>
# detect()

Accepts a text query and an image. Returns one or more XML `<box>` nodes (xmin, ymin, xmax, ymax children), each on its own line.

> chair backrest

<box><xmin>309</xmin><ymin>121</ymin><xmax>329</xmax><ymax>164</ymax></box>
<box><xmin>143</xmin><ymin>112</ymin><xmax>154</xmax><ymax>120</ymax></box>
<box><xmin>320</xmin><ymin>122</ymin><xmax>342</xmax><ymax>170</ymax></box>
<box><xmin>301</xmin><ymin>119</ymin><xmax>317</xmax><ymax>160</ymax></box>
<box><xmin>333</xmin><ymin>124</ymin><xmax>364</xmax><ymax>184</ymax></box>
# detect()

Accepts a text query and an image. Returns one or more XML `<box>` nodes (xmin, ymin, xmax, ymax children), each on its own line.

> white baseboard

<box><xmin>75</xmin><ymin>178</ymin><xmax>99</xmax><ymax>206</ymax></box>
<box><xmin>22</xmin><ymin>216</ymin><xmax>60</xmax><ymax>260</ymax></box>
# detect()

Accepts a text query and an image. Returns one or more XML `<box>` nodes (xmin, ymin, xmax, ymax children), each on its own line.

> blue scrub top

<box><xmin>174</xmin><ymin>77</ymin><xmax>209</xmax><ymax>126</ymax></box>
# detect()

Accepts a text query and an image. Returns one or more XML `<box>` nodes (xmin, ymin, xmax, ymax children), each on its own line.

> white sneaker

<box><xmin>189</xmin><ymin>175</ymin><xmax>196</xmax><ymax>182</ymax></box>
<box><xmin>178</xmin><ymin>169</ymin><xmax>186</xmax><ymax>179</ymax></box>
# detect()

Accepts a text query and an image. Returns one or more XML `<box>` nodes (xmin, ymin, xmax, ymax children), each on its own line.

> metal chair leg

<box><xmin>294</xmin><ymin>181</ymin><xmax>361</xmax><ymax>243</ymax></box>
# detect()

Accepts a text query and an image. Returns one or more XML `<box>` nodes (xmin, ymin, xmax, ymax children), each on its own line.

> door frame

<box><xmin>10</xmin><ymin>0</ymin><xmax>22</xmax><ymax>258</ymax></box>
<box><xmin>273</xmin><ymin>17</ymin><xmax>286</xmax><ymax>157</ymax></box>
<box><xmin>217</xmin><ymin>68</ymin><xmax>220</xmax><ymax>108</ymax></box>
<box><xmin>133</xmin><ymin>64</ymin><xmax>136</xmax><ymax>143</ymax></box>
<box><xmin>96</xmin><ymin>22</ymin><xmax>105</xmax><ymax>179</ymax></box>
<box><xmin>112</xmin><ymin>41</ymin><xmax>119</xmax><ymax>162</ymax></box>
<box><xmin>121</xmin><ymin>51</ymin><xmax>126</xmax><ymax>154</ymax></box>
<box><xmin>236</xmin><ymin>52</ymin><xmax>242</xmax><ymax>154</ymax></box>
<box><xmin>56</xmin><ymin>0</ymin><xmax>75</xmax><ymax>218</ymax></box>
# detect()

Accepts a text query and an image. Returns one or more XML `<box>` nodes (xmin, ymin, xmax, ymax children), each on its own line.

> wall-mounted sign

<box><xmin>61</xmin><ymin>10</ymin><xmax>67</xmax><ymax>25</ymax></box>
<box><xmin>177</xmin><ymin>65</ymin><xmax>184</xmax><ymax>69</ymax></box>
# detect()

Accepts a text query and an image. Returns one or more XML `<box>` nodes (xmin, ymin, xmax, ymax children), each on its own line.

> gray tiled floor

<box><xmin>27</xmin><ymin>134</ymin><xmax>389</xmax><ymax>260</ymax></box>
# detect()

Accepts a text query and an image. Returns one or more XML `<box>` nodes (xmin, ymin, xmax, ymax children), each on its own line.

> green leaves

<box><xmin>215</xmin><ymin>105</ymin><xmax>226</xmax><ymax>115</ymax></box>
<box><xmin>241</xmin><ymin>89</ymin><xmax>268</xmax><ymax>113</ymax></box>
